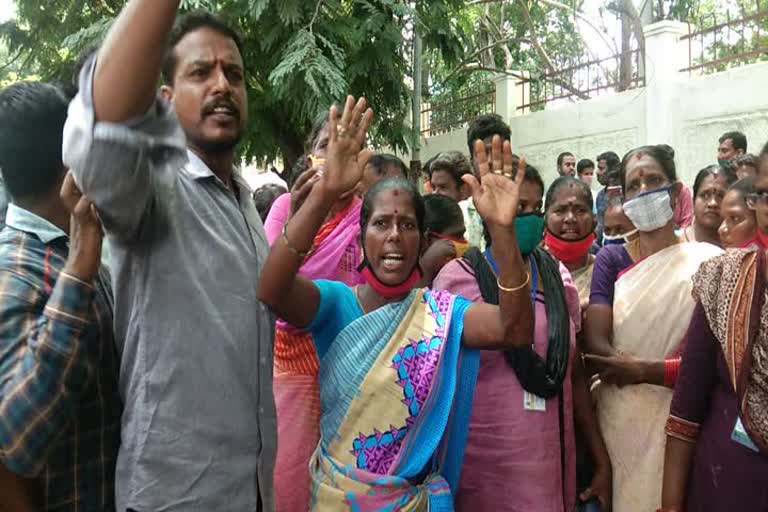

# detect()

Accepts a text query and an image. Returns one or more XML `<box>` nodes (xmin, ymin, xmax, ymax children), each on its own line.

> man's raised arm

<box><xmin>63</xmin><ymin>0</ymin><xmax>187</xmax><ymax>241</ymax></box>
<box><xmin>93</xmin><ymin>0</ymin><xmax>180</xmax><ymax>122</ymax></box>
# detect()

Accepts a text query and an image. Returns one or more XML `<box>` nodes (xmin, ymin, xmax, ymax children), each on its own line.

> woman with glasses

<box><xmin>681</xmin><ymin>165</ymin><xmax>737</xmax><ymax>246</ymax></box>
<box><xmin>660</xmin><ymin>142</ymin><xmax>768</xmax><ymax>511</ymax></box>
<box><xmin>583</xmin><ymin>145</ymin><xmax>722</xmax><ymax>511</ymax></box>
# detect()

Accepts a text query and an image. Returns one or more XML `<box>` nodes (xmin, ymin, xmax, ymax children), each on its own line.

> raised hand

<box><xmin>320</xmin><ymin>96</ymin><xmax>374</xmax><ymax>198</ymax></box>
<box><xmin>60</xmin><ymin>172</ymin><xmax>104</xmax><ymax>282</ymax></box>
<box><xmin>463</xmin><ymin>135</ymin><xmax>525</xmax><ymax>229</ymax></box>
<box><xmin>289</xmin><ymin>166</ymin><xmax>320</xmax><ymax>217</ymax></box>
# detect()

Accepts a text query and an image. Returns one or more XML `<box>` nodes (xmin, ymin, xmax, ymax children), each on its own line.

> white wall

<box><xmin>418</xmin><ymin>21</ymin><xmax>768</xmax><ymax>189</ymax></box>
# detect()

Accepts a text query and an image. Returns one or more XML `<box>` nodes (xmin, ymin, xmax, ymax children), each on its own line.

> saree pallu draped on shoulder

<box><xmin>311</xmin><ymin>289</ymin><xmax>478</xmax><ymax>511</ymax></box>
<box><xmin>692</xmin><ymin>248</ymin><xmax>768</xmax><ymax>454</ymax></box>
<box><xmin>595</xmin><ymin>242</ymin><xmax>722</xmax><ymax>512</ymax></box>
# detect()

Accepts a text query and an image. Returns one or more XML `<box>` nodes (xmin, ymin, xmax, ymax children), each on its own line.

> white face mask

<box><xmin>622</xmin><ymin>187</ymin><xmax>674</xmax><ymax>232</ymax></box>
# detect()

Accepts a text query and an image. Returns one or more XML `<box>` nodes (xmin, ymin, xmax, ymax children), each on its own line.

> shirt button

<box><xmin>259</xmin><ymin>407</ymin><xmax>265</xmax><ymax>414</ymax></box>
<box><xmin>260</xmin><ymin>357</ymin><xmax>267</xmax><ymax>365</ymax></box>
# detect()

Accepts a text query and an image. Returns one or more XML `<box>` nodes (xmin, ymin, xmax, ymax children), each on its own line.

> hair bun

<box><xmin>656</xmin><ymin>144</ymin><xmax>675</xmax><ymax>159</ymax></box>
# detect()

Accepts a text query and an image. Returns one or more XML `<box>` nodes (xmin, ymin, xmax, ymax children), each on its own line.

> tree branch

<box><xmin>437</xmin><ymin>36</ymin><xmax>532</xmax><ymax>84</ymax></box>
<box><xmin>518</xmin><ymin>0</ymin><xmax>590</xmax><ymax>100</ymax></box>
<box><xmin>308</xmin><ymin>0</ymin><xmax>323</xmax><ymax>35</ymax></box>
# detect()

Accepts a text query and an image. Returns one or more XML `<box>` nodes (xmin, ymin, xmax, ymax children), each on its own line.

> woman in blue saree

<box><xmin>258</xmin><ymin>96</ymin><xmax>535</xmax><ymax>511</ymax></box>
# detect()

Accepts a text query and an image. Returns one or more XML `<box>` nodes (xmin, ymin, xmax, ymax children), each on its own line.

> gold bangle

<box><xmin>497</xmin><ymin>271</ymin><xmax>530</xmax><ymax>293</ymax></box>
<box><xmin>281</xmin><ymin>224</ymin><xmax>314</xmax><ymax>258</ymax></box>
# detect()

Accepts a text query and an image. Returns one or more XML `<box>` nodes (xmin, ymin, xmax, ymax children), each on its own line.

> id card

<box><xmin>731</xmin><ymin>417</ymin><xmax>759</xmax><ymax>452</ymax></box>
<box><xmin>523</xmin><ymin>391</ymin><xmax>546</xmax><ymax>412</ymax></box>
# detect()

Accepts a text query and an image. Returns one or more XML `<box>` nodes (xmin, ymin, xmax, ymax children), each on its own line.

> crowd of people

<box><xmin>0</xmin><ymin>1</ymin><xmax>766</xmax><ymax>511</ymax></box>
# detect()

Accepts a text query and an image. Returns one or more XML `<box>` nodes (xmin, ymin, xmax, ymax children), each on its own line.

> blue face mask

<box><xmin>602</xmin><ymin>228</ymin><xmax>638</xmax><ymax>246</ymax></box>
<box><xmin>514</xmin><ymin>212</ymin><xmax>545</xmax><ymax>256</ymax></box>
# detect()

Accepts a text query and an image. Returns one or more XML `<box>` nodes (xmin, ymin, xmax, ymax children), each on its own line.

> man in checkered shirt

<box><xmin>0</xmin><ymin>81</ymin><xmax>121</xmax><ymax>511</ymax></box>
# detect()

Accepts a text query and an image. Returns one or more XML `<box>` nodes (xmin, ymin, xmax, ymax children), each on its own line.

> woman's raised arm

<box><xmin>461</xmin><ymin>136</ymin><xmax>534</xmax><ymax>350</ymax></box>
<box><xmin>257</xmin><ymin>96</ymin><xmax>373</xmax><ymax>328</ymax></box>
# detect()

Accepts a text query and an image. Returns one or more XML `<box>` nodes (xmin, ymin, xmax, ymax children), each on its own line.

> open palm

<box><xmin>321</xmin><ymin>96</ymin><xmax>374</xmax><ymax>197</ymax></box>
<box><xmin>464</xmin><ymin>135</ymin><xmax>525</xmax><ymax>228</ymax></box>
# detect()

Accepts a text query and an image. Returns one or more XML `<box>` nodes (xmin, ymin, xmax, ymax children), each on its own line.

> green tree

<box><xmin>1</xmin><ymin>0</ymin><xmax>466</xmax><ymax>169</ymax></box>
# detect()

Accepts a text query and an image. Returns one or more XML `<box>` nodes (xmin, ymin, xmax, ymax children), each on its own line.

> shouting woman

<box><xmin>257</xmin><ymin>96</ymin><xmax>534</xmax><ymax>510</ymax></box>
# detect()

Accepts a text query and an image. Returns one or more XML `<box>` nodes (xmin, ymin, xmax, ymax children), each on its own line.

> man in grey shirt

<box><xmin>62</xmin><ymin>2</ymin><xmax>276</xmax><ymax>510</ymax></box>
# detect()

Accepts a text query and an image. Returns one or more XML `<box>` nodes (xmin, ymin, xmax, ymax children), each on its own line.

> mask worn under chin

<box><xmin>514</xmin><ymin>212</ymin><xmax>545</xmax><ymax>256</ymax></box>
<box><xmin>718</xmin><ymin>158</ymin><xmax>732</xmax><ymax>168</ymax></box>
<box><xmin>622</xmin><ymin>186</ymin><xmax>675</xmax><ymax>232</ymax></box>
<box><xmin>544</xmin><ymin>231</ymin><xmax>596</xmax><ymax>263</ymax></box>
<box><xmin>359</xmin><ymin>265</ymin><xmax>421</xmax><ymax>298</ymax></box>
<box><xmin>602</xmin><ymin>228</ymin><xmax>639</xmax><ymax>246</ymax></box>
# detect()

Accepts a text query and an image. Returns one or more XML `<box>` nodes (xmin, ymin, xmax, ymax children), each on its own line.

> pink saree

<box><xmin>264</xmin><ymin>193</ymin><xmax>364</xmax><ymax>511</ymax></box>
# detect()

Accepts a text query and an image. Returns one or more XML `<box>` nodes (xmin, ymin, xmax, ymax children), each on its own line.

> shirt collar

<box><xmin>183</xmin><ymin>149</ymin><xmax>252</xmax><ymax>194</ymax></box>
<box><xmin>183</xmin><ymin>149</ymin><xmax>217</xmax><ymax>180</ymax></box>
<box><xmin>5</xmin><ymin>203</ymin><xmax>67</xmax><ymax>244</ymax></box>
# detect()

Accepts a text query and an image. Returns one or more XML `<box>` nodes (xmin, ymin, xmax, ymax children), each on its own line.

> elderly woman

<box><xmin>584</xmin><ymin>145</ymin><xmax>722</xmax><ymax>511</ymax></box>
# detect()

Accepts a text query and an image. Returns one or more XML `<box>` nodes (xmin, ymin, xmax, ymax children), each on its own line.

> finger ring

<box><xmin>337</xmin><ymin>126</ymin><xmax>347</xmax><ymax>138</ymax></box>
<box><xmin>504</xmin><ymin>172</ymin><xmax>513</xmax><ymax>178</ymax></box>
<box><xmin>492</xmin><ymin>169</ymin><xmax>504</xmax><ymax>175</ymax></box>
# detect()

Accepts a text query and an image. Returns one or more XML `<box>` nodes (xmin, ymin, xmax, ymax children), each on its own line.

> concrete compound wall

<box><xmin>417</xmin><ymin>21</ymin><xmax>768</xmax><ymax>189</ymax></box>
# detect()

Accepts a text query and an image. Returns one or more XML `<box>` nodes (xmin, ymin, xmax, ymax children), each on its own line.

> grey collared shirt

<box><xmin>63</xmin><ymin>58</ymin><xmax>276</xmax><ymax>512</ymax></box>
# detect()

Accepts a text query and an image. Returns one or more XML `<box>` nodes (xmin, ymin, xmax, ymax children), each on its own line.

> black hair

<box><xmin>596</xmin><ymin>151</ymin><xmax>620</xmax><ymax>168</ymax></box>
<box><xmin>719</xmin><ymin>131</ymin><xmax>748</xmax><ymax>152</ymax></box>
<box><xmin>577</xmin><ymin>158</ymin><xmax>595</xmax><ymax>175</ymax></box>
<box><xmin>367</xmin><ymin>154</ymin><xmax>408</xmax><ymax>178</ymax></box>
<box><xmin>521</xmin><ymin>162</ymin><xmax>546</xmax><ymax>198</ymax></box>
<box><xmin>466</xmin><ymin>113</ymin><xmax>511</xmax><ymax>156</ymax></box>
<box><xmin>0</xmin><ymin>82</ymin><xmax>69</xmax><ymax>200</ymax></box>
<box><xmin>605</xmin><ymin>169</ymin><xmax>621</xmax><ymax>186</ymax></box>
<box><xmin>422</xmin><ymin>154</ymin><xmax>438</xmax><ymax>178</ymax></box>
<box><xmin>162</xmin><ymin>10</ymin><xmax>245</xmax><ymax>85</ymax></box>
<box><xmin>285</xmin><ymin>156</ymin><xmax>308</xmax><ymax>190</ymax></box>
<box><xmin>428</xmin><ymin>151</ymin><xmax>472</xmax><ymax>187</ymax></box>
<box><xmin>619</xmin><ymin>145</ymin><xmax>677</xmax><ymax>192</ymax></box>
<box><xmin>253</xmin><ymin>183</ymin><xmax>287</xmax><ymax>221</ymax></box>
<box><xmin>361</xmin><ymin>177</ymin><xmax>426</xmax><ymax>234</ymax></box>
<box><xmin>728</xmin><ymin>176</ymin><xmax>756</xmax><ymax>200</ymax></box>
<box><xmin>483</xmin><ymin>163</ymin><xmax>545</xmax><ymax>247</ymax></box>
<box><xmin>692</xmin><ymin>164</ymin><xmax>737</xmax><ymax>198</ymax></box>
<box><xmin>66</xmin><ymin>44</ymin><xmax>100</xmax><ymax>99</ymax></box>
<box><xmin>423</xmin><ymin>194</ymin><xmax>463</xmax><ymax>235</ymax></box>
<box><xmin>545</xmin><ymin>175</ymin><xmax>594</xmax><ymax>212</ymax></box>
<box><xmin>733</xmin><ymin>153</ymin><xmax>758</xmax><ymax>170</ymax></box>
<box><xmin>556</xmin><ymin>152</ymin><xmax>574</xmax><ymax>168</ymax></box>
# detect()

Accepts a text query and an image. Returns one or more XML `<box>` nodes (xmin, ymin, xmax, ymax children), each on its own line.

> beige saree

<box><xmin>595</xmin><ymin>241</ymin><xmax>722</xmax><ymax>511</ymax></box>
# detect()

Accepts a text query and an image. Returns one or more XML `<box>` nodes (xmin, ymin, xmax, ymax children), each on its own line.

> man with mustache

<box><xmin>63</xmin><ymin>2</ymin><xmax>276</xmax><ymax>510</ymax></box>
